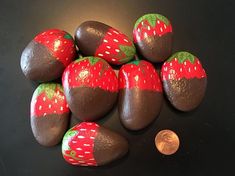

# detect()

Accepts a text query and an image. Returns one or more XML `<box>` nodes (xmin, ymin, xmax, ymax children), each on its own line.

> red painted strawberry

<box><xmin>62</xmin><ymin>122</ymin><xmax>128</xmax><ymax>166</ymax></box>
<box><xmin>118</xmin><ymin>60</ymin><xmax>163</xmax><ymax>130</ymax></box>
<box><xmin>21</xmin><ymin>29</ymin><xmax>76</xmax><ymax>82</ymax></box>
<box><xmin>133</xmin><ymin>14</ymin><xmax>173</xmax><ymax>62</ymax></box>
<box><xmin>30</xmin><ymin>83</ymin><xmax>70</xmax><ymax>146</ymax></box>
<box><xmin>62</xmin><ymin>56</ymin><xmax>118</xmax><ymax>121</ymax></box>
<box><xmin>161</xmin><ymin>51</ymin><xmax>207</xmax><ymax>111</ymax></box>
<box><xmin>75</xmin><ymin>21</ymin><xmax>136</xmax><ymax>65</ymax></box>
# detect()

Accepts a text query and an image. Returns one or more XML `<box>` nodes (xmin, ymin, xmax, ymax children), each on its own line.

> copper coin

<box><xmin>155</xmin><ymin>129</ymin><xmax>180</xmax><ymax>155</ymax></box>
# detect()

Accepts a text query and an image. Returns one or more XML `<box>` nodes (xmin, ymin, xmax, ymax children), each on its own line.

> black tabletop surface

<box><xmin>0</xmin><ymin>0</ymin><xmax>235</xmax><ymax>175</ymax></box>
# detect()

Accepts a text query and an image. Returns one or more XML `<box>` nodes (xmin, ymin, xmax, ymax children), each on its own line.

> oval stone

<box><xmin>30</xmin><ymin>83</ymin><xmax>70</xmax><ymax>146</ymax></box>
<box><xmin>118</xmin><ymin>60</ymin><xmax>163</xmax><ymax>130</ymax></box>
<box><xmin>133</xmin><ymin>14</ymin><xmax>173</xmax><ymax>63</ymax></box>
<box><xmin>161</xmin><ymin>51</ymin><xmax>207</xmax><ymax>111</ymax></box>
<box><xmin>75</xmin><ymin>21</ymin><xmax>136</xmax><ymax>65</ymax></box>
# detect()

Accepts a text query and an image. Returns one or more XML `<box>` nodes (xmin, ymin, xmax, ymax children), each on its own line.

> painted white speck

<box><xmin>43</xmin><ymin>97</ymin><xmax>46</xmax><ymax>101</ymax></box>
<box><xmin>84</xmin><ymin>144</ymin><xmax>90</xmax><ymax>146</ymax></box>
<box><xmin>137</xmin><ymin>28</ymin><xmax>140</xmax><ymax>32</ymax></box>
<box><xmin>180</xmin><ymin>68</ymin><xmax>183</xmax><ymax>72</ymax></box>
<box><xmin>174</xmin><ymin>58</ymin><xmax>177</xmax><ymax>61</ymax></box>
<box><xmin>39</xmin><ymin>106</ymin><xmax>42</xmax><ymax>110</ymax></box>
<box><xmin>106</xmin><ymin>46</ymin><xmax>111</xmax><ymax>49</ymax></box>
<box><xmin>54</xmin><ymin>110</ymin><xmax>56</xmax><ymax>113</ymax></box>
<box><xmin>76</xmin><ymin>147</ymin><xmax>81</xmax><ymax>150</ymax></box>
<box><xmin>141</xmin><ymin>21</ymin><xmax>144</xmax><ymax>25</ymax></box>
<box><xmin>103</xmin><ymin>39</ymin><xmax>108</xmax><ymax>43</ymax></box>
<box><xmin>184</xmin><ymin>61</ymin><xmax>187</xmax><ymax>66</ymax></box>
<box><xmin>107</xmin><ymin>32</ymin><xmax>112</xmax><ymax>35</ymax></box>
<box><xmin>66</xmin><ymin>58</ymin><xmax>68</xmax><ymax>61</ymax></box>
<box><xmin>77</xmin><ymin>136</ymin><xmax>85</xmax><ymax>139</ymax></box>
<box><xmin>153</xmin><ymin>30</ymin><xmax>156</xmax><ymax>35</ymax></box>
<box><xmin>113</xmin><ymin>30</ymin><xmax>119</xmax><ymax>34</ymax></box>
<box><xmin>134</xmin><ymin>75</ymin><xmax>139</xmax><ymax>81</ymax></box>
<box><xmin>147</xmin><ymin>26</ymin><xmax>150</xmax><ymax>30</ymax></box>
<box><xmin>164</xmin><ymin>24</ymin><xmax>167</xmax><ymax>29</ymax></box>
<box><xmin>42</xmin><ymin>32</ymin><xmax>46</xmax><ymax>35</ymax></box>
<box><xmin>78</xmin><ymin>155</ymin><xmax>84</xmax><ymax>158</ymax></box>
<box><xmin>144</xmin><ymin>32</ymin><xmax>148</xmax><ymax>38</ymax></box>
<box><xmin>91</xmin><ymin>129</ymin><xmax>96</xmax><ymax>132</ymax></box>
<box><xmin>61</xmin><ymin>49</ymin><xmax>64</xmax><ymax>52</ymax></box>
<box><xmin>189</xmin><ymin>68</ymin><xmax>191</xmax><ymax>72</ymax></box>
<box><xmin>105</xmin><ymin>51</ymin><xmax>110</xmax><ymax>54</ymax></box>
<box><xmin>55</xmin><ymin>99</ymin><xmax>58</xmax><ymax>103</ymax></box>
<box><xmin>144</xmin><ymin>80</ymin><xmax>146</xmax><ymax>83</ymax></box>
<box><xmin>80</xmin><ymin>128</ymin><xmax>86</xmax><ymax>131</ymax></box>
<box><xmin>124</xmin><ymin>39</ymin><xmax>128</xmax><ymax>42</ymax></box>
<box><xmin>138</xmin><ymin>68</ymin><xmax>141</xmax><ymax>71</ymax></box>
<box><xmin>43</xmin><ymin>113</ymin><xmax>47</xmax><ymax>116</ymax></box>
<box><xmin>98</xmin><ymin>53</ymin><xmax>103</xmax><ymax>57</ymax></box>
<box><xmin>60</xmin><ymin>107</ymin><xmax>63</xmax><ymax>111</ymax></box>
<box><xmin>194</xmin><ymin>66</ymin><xmax>197</xmax><ymax>70</ymax></box>
<box><xmin>69</xmin><ymin>159</ymin><xmax>75</xmax><ymax>161</ymax></box>
<box><xmin>64</xmin><ymin>41</ymin><xmax>67</xmax><ymax>44</ymax></box>
<box><xmin>85</xmin><ymin>151</ymin><xmax>91</xmax><ymax>154</ymax></box>
<box><xmin>46</xmin><ymin>41</ymin><xmax>49</xmax><ymax>43</ymax></box>
<box><xmin>48</xmin><ymin>104</ymin><xmax>51</xmax><ymax>109</ymax></box>
<box><xmin>115</xmin><ymin>49</ymin><xmax>120</xmax><ymax>52</ymax></box>
<box><xmin>113</xmin><ymin>39</ymin><xmax>119</xmax><ymax>42</ymax></box>
<box><xmin>111</xmin><ymin>58</ymin><xmax>116</xmax><ymax>62</ymax></box>
<box><xmin>164</xmin><ymin>67</ymin><xmax>168</xmax><ymax>71</ymax></box>
<box><xmin>160</xmin><ymin>27</ymin><xmax>163</xmax><ymax>32</ymax></box>
<box><xmin>89</xmin><ymin>158</ymin><xmax>95</xmax><ymax>161</ymax></box>
<box><xmin>157</xmin><ymin>20</ymin><xmax>160</xmax><ymax>24</ymax></box>
<box><xmin>90</xmin><ymin>136</ymin><xmax>95</xmax><ymax>140</ymax></box>
<box><xmin>49</xmin><ymin>32</ymin><xmax>53</xmax><ymax>34</ymax></box>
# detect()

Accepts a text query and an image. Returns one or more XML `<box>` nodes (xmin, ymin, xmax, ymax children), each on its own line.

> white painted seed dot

<box><xmin>138</xmin><ymin>68</ymin><xmax>141</xmax><ymax>71</ymax></box>
<box><xmin>153</xmin><ymin>30</ymin><xmax>156</xmax><ymax>35</ymax></box>
<box><xmin>43</xmin><ymin>113</ymin><xmax>47</xmax><ymax>116</ymax></box>
<box><xmin>39</xmin><ymin>106</ymin><xmax>42</xmax><ymax>110</ymax></box>
<box><xmin>137</xmin><ymin>28</ymin><xmax>140</xmax><ymax>32</ymax></box>
<box><xmin>189</xmin><ymin>68</ymin><xmax>191</xmax><ymax>72</ymax></box>
<box><xmin>98</xmin><ymin>53</ymin><xmax>103</xmax><ymax>57</ymax></box>
<box><xmin>43</xmin><ymin>97</ymin><xmax>46</xmax><ymax>101</ymax></box>
<box><xmin>105</xmin><ymin>51</ymin><xmax>110</xmax><ymax>54</ymax></box>
<box><xmin>131</xmin><ymin>65</ymin><xmax>133</xmax><ymax>68</ymax></box>
<box><xmin>55</xmin><ymin>99</ymin><xmax>58</xmax><ymax>103</ymax></box>
<box><xmin>141</xmin><ymin>21</ymin><xmax>144</xmax><ymax>25</ymax></box>
<box><xmin>174</xmin><ymin>58</ymin><xmax>177</xmax><ymax>61</ymax></box>
<box><xmin>64</xmin><ymin>41</ymin><xmax>67</xmax><ymax>44</ymax></box>
<box><xmin>80</xmin><ymin>128</ymin><xmax>86</xmax><ymax>131</ymax></box>
<box><xmin>180</xmin><ymin>68</ymin><xmax>183</xmax><ymax>72</ymax></box>
<box><xmin>60</xmin><ymin>107</ymin><xmax>63</xmax><ymax>111</ymax></box>
<box><xmin>113</xmin><ymin>39</ymin><xmax>119</xmax><ymax>42</ymax></box>
<box><xmin>90</xmin><ymin>136</ymin><xmax>95</xmax><ymax>139</ymax></box>
<box><xmin>164</xmin><ymin>24</ymin><xmax>167</xmax><ymax>29</ymax></box>
<box><xmin>46</xmin><ymin>41</ymin><xmax>49</xmax><ymax>43</ymax></box>
<box><xmin>151</xmin><ymin>74</ymin><xmax>153</xmax><ymax>78</ymax></box>
<box><xmin>78</xmin><ymin>155</ymin><xmax>84</xmax><ymax>158</ymax></box>
<box><xmin>85</xmin><ymin>151</ymin><xmax>91</xmax><ymax>154</ymax></box>
<box><xmin>144</xmin><ymin>80</ymin><xmax>146</xmax><ymax>83</ymax></box>
<box><xmin>115</xmin><ymin>49</ymin><xmax>120</xmax><ymax>52</ymax></box>
<box><xmin>157</xmin><ymin>20</ymin><xmax>160</xmax><ymax>24</ymax></box>
<box><xmin>54</xmin><ymin>110</ymin><xmax>56</xmax><ymax>113</ymax></box>
<box><xmin>124</xmin><ymin>39</ymin><xmax>128</xmax><ymax>42</ymax></box>
<box><xmin>42</xmin><ymin>32</ymin><xmax>46</xmax><ymax>35</ymax></box>
<box><xmin>184</xmin><ymin>62</ymin><xmax>187</xmax><ymax>65</ymax></box>
<box><xmin>160</xmin><ymin>27</ymin><xmax>163</xmax><ymax>32</ymax></box>
<box><xmin>134</xmin><ymin>75</ymin><xmax>139</xmax><ymax>81</ymax></box>
<box><xmin>77</xmin><ymin>136</ymin><xmax>85</xmax><ymax>139</ymax></box>
<box><xmin>103</xmin><ymin>39</ymin><xmax>108</xmax><ymax>43</ymax></box>
<box><xmin>144</xmin><ymin>32</ymin><xmax>148</xmax><ymax>38</ymax></box>
<box><xmin>49</xmin><ymin>32</ymin><xmax>53</xmax><ymax>34</ymax></box>
<box><xmin>84</xmin><ymin>144</ymin><xmax>90</xmax><ymax>146</ymax></box>
<box><xmin>48</xmin><ymin>104</ymin><xmax>52</xmax><ymax>108</ymax></box>
<box><xmin>106</xmin><ymin>46</ymin><xmax>111</xmax><ymax>49</ymax></box>
<box><xmin>72</xmin><ymin>141</ymin><xmax>77</xmax><ymax>143</ymax></box>
<box><xmin>111</xmin><ymin>58</ymin><xmax>116</xmax><ymax>61</ymax></box>
<box><xmin>66</xmin><ymin>58</ymin><xmax>68</xmax><ymax>61</ymax></box>
<box><xmin>147</xmin><ymin>26</ymin><xmax>151</xmax><ymax>30</ymax></box>
<box><xmin>194</xmin><ymin>66</ymin><xmax>197</xmax><ymax>70</ymax></box>
<box><xmin>113</xmin><ymin>30</ymin><xmax>119</xmax><ymax>34</ymax></box>
<box><xmin>107</xmin><ymin>32</ymin><xmax>112</xmax><ymax>35</ymax></box>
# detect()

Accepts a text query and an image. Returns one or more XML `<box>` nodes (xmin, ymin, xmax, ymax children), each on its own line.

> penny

<box><xmin>155</xmin><ymin>129</ymin><xmax>180</xmax><ymax>155</ymax></box>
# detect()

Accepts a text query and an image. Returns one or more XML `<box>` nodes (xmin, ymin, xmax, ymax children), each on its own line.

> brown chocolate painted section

<box><xmin>20</xmin><ymin>40</ymin><xmax>65</xmax><ymax>82</ymax></box>
<box><xmin>163</xmin><ymin>77</ymin><xmax>207</xmax><ymax>111</ymax></box>
<box><xmin>31</xmin><ymin>113</ymin><xmax>69</xmax><ymax>147</ymax></box>
<box><xmin>74</xmin><ymin>21</ymin><xmax>110</xmax><ymax>55</ymax></box>
<box><xmin>65</xmin><ymin>87</ymin><xmax>117</xmax><ymax>121</ymax></box>
<box><xmin>118</xmin><ymin>88</ymin><xmax>163</xmax><ymax>130</ymax></box>
<box><xmin>94</xmin><ymin>126</ymin><xmax>128</xmax><ymax>165</ymax></box>
<box><xmin>136</xmin><ymin>33</ymin><xmax>172</xmax><ymax>63</ymax></box>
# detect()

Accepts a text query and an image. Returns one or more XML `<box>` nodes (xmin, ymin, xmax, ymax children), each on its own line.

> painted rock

<box><xmin>75</xmin><ymin>21</ymin><xmax>136</xmax><ymax>65</ymax></box>
<box><xmin>21</xmin><ymin>29</ymin><xmax>76</xmax><ymax>82</ymax></box>
<box><xmin>62</xmin><ymin>57</ymin><xmax>118</xmax><ymax>121</ymax></box>
<box><xmin>62</xmin><ymin>122</ymin><xmax>128</xmax><ymax>166</ymax></box>
<box><xmin>30</xmin><ymin>83</ymin><xmax>70</xmax><ymax>146</ymax></box>
<box><xmin>118</xmin><ymin>60</ymin><xmax>163</xmax><ymax>130</ymax></box>
<box><xmin>161</xmin><ymin>51</ymin><xmax>207</xmax><ymax>111</ymax></box>
<box><xmin>133</xmin><ymin>14</ymin><xmax>173</xmax><ymax>63</ymax></box>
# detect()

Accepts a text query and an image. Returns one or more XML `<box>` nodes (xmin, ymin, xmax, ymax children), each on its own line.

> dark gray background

<box><xmin>0</xmin><ymin>0</ymin><xmax>235</xmax><ymax>175</ymax></box>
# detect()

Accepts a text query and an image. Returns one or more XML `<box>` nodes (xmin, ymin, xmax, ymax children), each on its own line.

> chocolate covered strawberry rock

<box><xmin>133</xmin><ymin>14</ymin><xmax>173</xmax><ymax>63</ymax></box>
<box><xmin>75</xmin><ymin>21</ymin><xmax>136</xmax><ymax>65</ymax></box>
<box><xmin>21</xmin><ymin>29</ymin><xmax>76</xmax><ymax>82</ymax></box>
<box><xmin>62</xmin><ymin>57</ymin><xmax>118</xmax><ymax>121</ymax></box>
<box><xmin>118</xmin><ymin>60</ymin><xmax>163</xmax><ymax>130</ymax></box>
<box><xmin>62</xmin><ymin>122</ymin><xmax>128</xmax><ymax>166</ymax></box>
<box><xmin>161</xmin><ymin>51</ymin><xmax>207</xmax><ymax>111</ymax></box>
<box><xmin>30</xmin><ymin>83</ymin><xmax>70</xmax><ymax>146</ymax></box>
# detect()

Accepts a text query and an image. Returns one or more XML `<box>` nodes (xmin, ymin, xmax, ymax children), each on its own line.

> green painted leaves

<box><xmin>119</xmin><ymin>45</ymin><xmax>136</xmax><ymax>63</ymax></box>
<box><xmin>62</xmin><ymin>130</ymin><xmax>78</xmax><ymax>152</ymax></box>
<box><xmin>134</xmin><ymin>13</ymin><xmax>170</xmax><ymax>29</ymax></box>
<box><xmin>35</xmin><ymin>83</ymin><xmax>62</xmax><ymax>99</ymax></box>
<box><xmin>168</xmin><ymin>51</ymin><xmax>196</xmax><ymax>63</ymax></box>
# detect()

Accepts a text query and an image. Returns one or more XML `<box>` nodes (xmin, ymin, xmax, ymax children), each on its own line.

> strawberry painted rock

<box><xmin>62</xmin><ymin>57</ymin><xmax>118</xmax><ymax>121</ymax></box>
<box><xmin>30</xmin><ymin>83</ymin><xmax>70</xmax><ymax>146</ymax></box>
<box><xmin>62</xmin><ymin>122</ymin><xmax>128</xmax><ymax>166</ymax></box>
<box><xmin>133</xmin><ymin>14</ymin><xmax>173</xmax><ymax>63</ymax></box>
<box><xmin>21</xmin><ymin>29</ymin><xmax>76</xmax><ymax>82</ymax></box>
<box><xmin>161</xmin><ymin>51</ymin><xmax>207</xmax><ymax>111</ymax></box>
<box><xmin>118</xmin><ymin>60</ymin><xmax>163</xmax><ymax>130</ymax></box>
<box><xmin>75</xmin><ymin>21</ymin><xmax>136</xmax><ymax>65</ymax></box>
